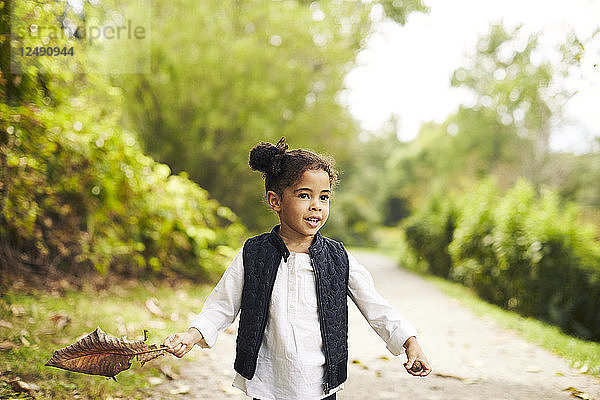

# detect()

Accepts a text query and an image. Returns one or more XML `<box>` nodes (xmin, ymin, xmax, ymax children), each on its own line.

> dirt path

<box><xmin>151</xmin><ymin>251</ymin><xmax>600</xmax><ymax>399</ymax></box>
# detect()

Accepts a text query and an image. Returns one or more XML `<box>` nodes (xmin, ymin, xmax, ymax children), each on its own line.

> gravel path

<box><xmin>151</xmin><ymin>251</ymin><xmax>600</xmax><ymax>400</ymax></box>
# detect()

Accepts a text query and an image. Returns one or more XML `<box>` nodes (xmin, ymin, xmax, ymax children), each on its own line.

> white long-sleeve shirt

<box><xmin>189</xmin><ymin>248</ymin><xmax>418</xmax><ymax>400</ymax></box>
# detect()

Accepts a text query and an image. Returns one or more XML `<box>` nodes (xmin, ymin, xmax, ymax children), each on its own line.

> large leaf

<box><xmin>45</xmin><ymin>327</ymin><xmax>167</xmax><ymax>380</ymax></box>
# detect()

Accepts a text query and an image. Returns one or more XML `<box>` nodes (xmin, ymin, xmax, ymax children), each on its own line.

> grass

<box><xmin>425</xmin><ymin>275</ymin><xmax>600</xmax><ymax>378</ymax></box>
<box><xmin>0</xmin><ymin>277</ymin><xmax>212</xmax><ymax>399</ymax></box>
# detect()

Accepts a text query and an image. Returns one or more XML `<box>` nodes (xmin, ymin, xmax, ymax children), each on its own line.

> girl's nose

<box><xmin>309</xmin><ymin>202</ymin><xmax>321</xmax><ymax>211</ymax></box>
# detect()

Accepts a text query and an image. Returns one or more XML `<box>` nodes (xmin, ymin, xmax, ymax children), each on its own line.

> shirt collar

<box><xmin>268</xmin><ymin>225</ymin><xmax>324</xmax><ymax>262</ymax></box>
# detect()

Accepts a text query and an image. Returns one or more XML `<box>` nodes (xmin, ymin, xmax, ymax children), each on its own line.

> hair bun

<box><xmin>249</xmin><ymin>138</ymin><xmax>288</xmax><ymax>175</ymax></box>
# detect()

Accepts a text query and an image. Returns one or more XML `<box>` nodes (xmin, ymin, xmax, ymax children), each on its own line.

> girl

<box><xmin>164</xmin><ymin>138</ymin><xmax>431</xmax><ymax>399</ymax></box>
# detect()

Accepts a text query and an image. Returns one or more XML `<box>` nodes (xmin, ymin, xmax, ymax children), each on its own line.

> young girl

<box><xmin>164</xmin><ymin>138</ymin><xmax>431</xmax><ymax>399</ymax></box>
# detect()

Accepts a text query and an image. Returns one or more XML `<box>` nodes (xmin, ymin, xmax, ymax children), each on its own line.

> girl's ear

<box><xmin>266</xmin><ymin>190</ymin><xmax>281</xmax><ymax>212</ymax></box>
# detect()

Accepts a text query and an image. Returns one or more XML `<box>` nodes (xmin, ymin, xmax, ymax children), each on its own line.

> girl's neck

<box><xmin>277</xmin><ymin>226</ymin><xmax>314</xmax><ymax>254</ymax></box>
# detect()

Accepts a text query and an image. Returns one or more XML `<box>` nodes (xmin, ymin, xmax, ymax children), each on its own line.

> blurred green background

<box><xmin>1</xmin><ymin>0</ymin><xmax>600</xmax><ymax>396</ymax></box>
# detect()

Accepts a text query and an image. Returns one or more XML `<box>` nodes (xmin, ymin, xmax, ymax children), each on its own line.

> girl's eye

<box><xmin>299</xmin><ymin>193</ymin><xmax>310</xmax><ymax>199</ymax></box>
<box><xmin>320</xmin><ymin>195</ymin><xmax>329</xmax><ymax>201</ymax></box>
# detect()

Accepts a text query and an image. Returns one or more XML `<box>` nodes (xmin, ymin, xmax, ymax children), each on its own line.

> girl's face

<box><xmin>268</xmin><ymin>169</ymin><xmax>331</xmax><ymax>241</ymax></box>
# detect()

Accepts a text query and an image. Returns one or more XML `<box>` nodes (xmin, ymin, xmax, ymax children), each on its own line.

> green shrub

<box><xmin>518</xmin><ymin>187</ymin><xmax>600</xmax><ymax>338</ymax></box>
<box><xmin>0</xmin><ymin>102</ymin><xmax>245</xmax><ymax>282</ymax></box>
<box><xmin>448</xmin><ymin>179</ymin><xmax>502</xmax><ymax>303</ymax></box>
<box><xmin>404</xmin><ymin>178</ymin><xmax>600</xmax><ymax>340</ymax></box>
<box><xmin>403</xmin><ymin>192</ymin><xmax>458</xmax><ymax>278</ymax></box>
<box><xmin>1</xmin><ymin>1</ymin><xmax>246</xmax><ymax>282</ymax></box>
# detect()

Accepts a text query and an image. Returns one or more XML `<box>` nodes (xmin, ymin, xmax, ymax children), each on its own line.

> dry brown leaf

<box><xmin>159</xmin><ymin>364</ymin><xmax>178</xmax><ymax>380</ymax></box>
<box><xmin>10</xmin><ymin>304</ymin><xmax>25</xmax><ymax>317</ymax></box>
<box><xmin>170</xmin><ymin>384</ymin><xmax>191</xmax><ymax>395</ymax></box>
<box><xmin>0</xmin><ymin>341</ymin><xmax>19</xmax><ymax>351</ymax></box>
<box><xmin>20</xmin><ymin>336</ymin><xmax>30</xmax><ymax>347</ymax></box>
<box><xmin>564</xmin><ymin>387</ymin><xmax>591</xmax><ymax>400</ymax></box>
<box><xmin>433</xmin><ymin>372</ymin><xmax>469</xmax><ymax>382</ymax></box>
<box><xmin>0</xmin><ymin>320</ymin><xmax>14</xmax><ymax>329</ymax></box>
<box><xmin>147</xmin><ymin>376</ymin><xmax>164</xmax><ymax>386</ymax></box>
<box><xmin>10</xmin><ymin>378</ymin><xmax>40</xmax><ymax>397</ymax></box>
<box><xmin>50</xmin><ymin>313</ymin><xmax>71</xmax><ymax>330</ymax></box>
<box><xmin>432</xmin><ymin>371</ymin><xmax>479</xmax><ymax>385</ymax></box>
<box><xmin>145</xmin><ymin>298</ymin><xmax>162</xmax><ymax>317</ymax></box>
<box><xmin>45</xmin><ymin>327</ymin><xmax>167</xmax><ymax>380</ymax></box>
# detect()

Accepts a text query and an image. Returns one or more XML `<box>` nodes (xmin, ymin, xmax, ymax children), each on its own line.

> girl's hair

<box><xmin>249</xmin><ymin>137</ymin><xmax>338</xmax><ymax>196</ymax></box>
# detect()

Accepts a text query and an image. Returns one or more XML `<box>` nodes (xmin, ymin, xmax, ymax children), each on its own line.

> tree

<box><xmin>451</xmin><ymin>23</ymin><xmax>574</xmax><ymax>188</ymax></box>
<box><xmin>115</xmin><ymin>0</ymin><xmax>427</xmax><ymax>232</ymax></box>
<box><xmin>1</xmin><ymin>0</ymin><xmax>245</xmax><ymax>280</ymax></box>
<box><xmin>380</xmin><ymin>22</ymin><xmax>587</xmax><ymax>216</ymax></box>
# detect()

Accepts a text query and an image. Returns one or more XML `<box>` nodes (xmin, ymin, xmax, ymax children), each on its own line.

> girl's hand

<box><xmin>163</xmin><ymin>328</ymin><xmax>204</xmax><ymax>358</ymax></box>
<box><xmin>403</xmin><ymin>336</ymin><xmax>432</xmax><ymax>377</ymax></box>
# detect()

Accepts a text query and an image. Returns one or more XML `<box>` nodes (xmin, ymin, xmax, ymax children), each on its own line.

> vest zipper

<box><xmin>311</xmin><ymin>254</ymin><xmax>332</xmax><ymax>395</ymax></box>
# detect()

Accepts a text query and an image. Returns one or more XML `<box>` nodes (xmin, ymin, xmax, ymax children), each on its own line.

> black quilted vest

<box><xmin>234</xmin><ymin>225</ymin><xmax>349</xmax><ymax>393</ymax></box>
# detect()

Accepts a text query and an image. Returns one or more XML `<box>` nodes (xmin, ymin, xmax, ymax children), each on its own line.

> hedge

<box><xmin>0</xmin><ymin>102</ymin><xmax>245</xmax><ymax>282</ymax></box>
<box><xmin>403</xmin><ymin>179</ymin><xmax>600</xmax><ymax>340</ymax></box>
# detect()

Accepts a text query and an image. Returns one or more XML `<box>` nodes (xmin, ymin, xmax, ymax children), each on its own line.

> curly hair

<box><xmin>249</xmin><ymin>137</ymin><xmax>338</xmax><ymax>196</ymax></box>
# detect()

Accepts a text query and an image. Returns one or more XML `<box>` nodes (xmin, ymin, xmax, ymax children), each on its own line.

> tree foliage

<box><xmin>115</xmin><ymin>0</ymin><xmax>427</xmax><ymax>232</ymax></box>
<box><xmin>1</xmin><ymin>0</ymin><xmax>245</xmax><ymax>282</ymax></box>
<box><xmin>370</xmin><ymin>22</ymin><xmax>600</xmax><ymax>220</ymax></box>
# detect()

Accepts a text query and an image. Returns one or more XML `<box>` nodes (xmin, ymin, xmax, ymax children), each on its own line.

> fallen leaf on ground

<box><xmin>219</xmin><ymin>381</ymin><xmax>239</xmax><ymax>394</ymax></box>
<box><xmin>50</xmin><ymin>313</ymin><xmax>71</xmax><ymax>330</ymax></box>
<box><xmin>0</xmin><ymin>320</ymin><xmax>14</xmax><ymax>329</ymax></box>
<box><xmin>0</xmin><ymin>341</ymin><xmax>19</xmax><ymax>351</ymax></box>
<box><xmin>525</xmin><ymin>366</ymin><xmax>542</xmax><ymax>373</ymax></box>
<box><xmin>20</xmin><ymin>336</ymin><xmax>30</xmax><ymax>347</ymax></box>
<box><xmin>159</xmin><ymin>364</ymin><xmax>178</xmax><ymax>380</ymax></box>
<box><xmin>10</xmin><ymin>378</ymin><xmax>40</xmax><ymax>397</ymax></box>
<box><xmin>350</xmin><ymin>359</ymin><xmax>369</xmax><ymax>369</ymax></box>
<box><xmin>147</xmin><ymin>376</ymin><xmax>164</xmax><ymax>386</ymax></box>
<box><xmin>145</xmin><ymin>298</ymin><xmax>163</xmax><ymax>317</ymax></box>
<box><xmin>10</xmin><ymin>304</ymin><xmax>25</xmax><ymax>317</ymax></box>
<box><xmin>433</xmin><ymin>372</ymin><xmax>479</xmax><ymax>384</ymax></box>
<box><xmin>578</xmin><ymin>365</ymin><xmax>589</xmax><ymax>374</ymax></box>
<box><xmin>564</xmin><ymin>387</ymin><xmax>591</xmax><ymax>400</ymax></box>
<box><xmin>170</xmin><ymin>384</ymin><xmax>190</xmax><ymax>395</ymax></box>
<box><xmin>45</xmin><ymin>327</ymin><xmax>167</xmax><ymax>380</ymax></box>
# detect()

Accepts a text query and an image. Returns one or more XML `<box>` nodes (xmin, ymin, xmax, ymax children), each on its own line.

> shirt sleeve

<box><xmin>346</xmin><ymin>250</ymin><xmax>418</xmax><ymax>356</ymax></box>
<box><xmin>188</xmin><ymin>248</ymin><xmax>244</xmax><ymax>348</ymax></box>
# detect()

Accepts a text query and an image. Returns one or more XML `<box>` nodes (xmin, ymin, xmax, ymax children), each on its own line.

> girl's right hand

<box><xmin>163</xmin><ymin>328</ymin><xmax>204</xmax><ymax>358</ymax></box>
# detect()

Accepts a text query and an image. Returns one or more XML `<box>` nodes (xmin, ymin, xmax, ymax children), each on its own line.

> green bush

<box><xmin>0</xmin><ymin>102</ymin><xmax>245</xmax><ymax>282</ymax></box>
<box><xmin>1</xmin><ymin>1</ymin><xmax>246</xmax><ymax>283</ymax></box>
<box><xmin>449</xmin><ymin>179</ymin><xmax>505</xmax><ymax>304</ymax></box>
<box><xmin>403</xmin><ymin>179</ymin><xmax>600</xmax><ymax>340</ymax></box>
<box><xmin>403</xmin><ymin>192</ymin><xmax>458</xmax><ymax>278</ymax></box>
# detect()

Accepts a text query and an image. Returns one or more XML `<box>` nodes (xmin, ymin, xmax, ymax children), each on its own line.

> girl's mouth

<box><xmin>304</xmin><ymin>217</ymin><xmax>321</xmax><ymax>228</ymax></box>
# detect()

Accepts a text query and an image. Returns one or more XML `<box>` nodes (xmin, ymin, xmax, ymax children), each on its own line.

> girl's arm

<box><xmin>164</xmin><ymin>249</ymin><xmax>244</xmax><ymax>357</ymax></box>
<box><xmin>346</xmin><ymin>250</ymin><xmax>431</xmax><ymax>376</ymax></box>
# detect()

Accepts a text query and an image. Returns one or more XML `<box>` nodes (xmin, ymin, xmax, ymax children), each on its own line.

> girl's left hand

<box><xmin>402</xmin><ymin>336</ymin><xmax>432</xmax><ymax>377</ymax></box>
